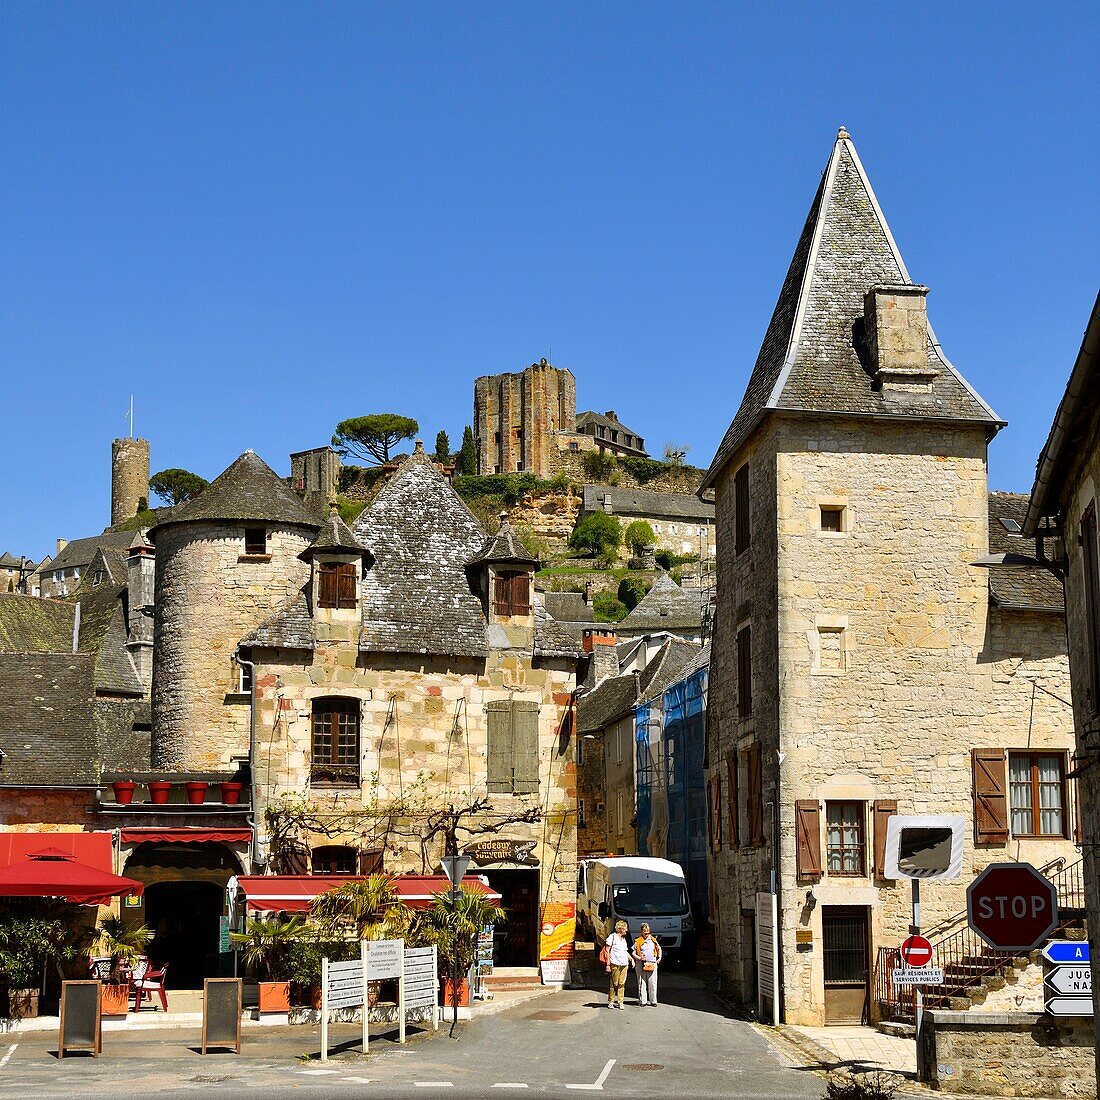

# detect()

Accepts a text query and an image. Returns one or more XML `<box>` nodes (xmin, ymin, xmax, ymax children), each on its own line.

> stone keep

<box><xmin>111</xmin><ymin>437</ymin><xmax>150</xmax><ymax>526</ymax></box>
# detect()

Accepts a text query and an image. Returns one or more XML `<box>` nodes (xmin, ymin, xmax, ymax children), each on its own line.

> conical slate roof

<box><xmin>469</xmin><ymin>515</ymin><xmax>539</xmax><ymax>567</ymax></box>
<box><xmin>149</xmin><ymin>451</ymin><xmax>317</xmax><ymax>533</ymax></box>
<box><xmin>620</xmin><ymin>572</ymin><xmax>702</xmax><ymax>632</ymax></box>
<box><xmin>703</xmin><ymin>129</ymin><xmax>1001</xmax><ymax>488</ymax></box>
<box><xmin>303</xmin><ymin>504</ymin><xmax>369</xmax><ymax>558</ymax></box>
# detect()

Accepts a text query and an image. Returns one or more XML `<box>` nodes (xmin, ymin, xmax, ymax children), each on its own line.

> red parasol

<box><xmin>0</xmin><ymin>848</ymin><xmax>144</xmax><ymax>905</ymax></box>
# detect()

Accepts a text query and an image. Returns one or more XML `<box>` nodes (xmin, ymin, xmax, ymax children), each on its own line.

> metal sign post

<box><xmin>361</xmin><ymin>940</ymin><xmax>370</xmax><ymax>1056</ymax></box>
<box><xmin>320</xmin><ymin>956</ymin><xmax>329</xmax><ymax>1063</ymax></box>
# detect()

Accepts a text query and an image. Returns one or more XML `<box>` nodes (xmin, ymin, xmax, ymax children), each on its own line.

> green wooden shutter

<box><xmin>511</xmin><ymin>701</ymin><xmax>540</xmax><ymax>795</ymax></box>
<box><xmin>486</xmin><ymin>701</ymin><xmax>512</xmax><ymax>794</ymax></box>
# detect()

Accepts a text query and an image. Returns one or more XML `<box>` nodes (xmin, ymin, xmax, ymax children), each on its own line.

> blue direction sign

<box><xmin>1042</xmin><ymin>940</ymin><xmax>1090</xmax><ymax>965</ymax></box>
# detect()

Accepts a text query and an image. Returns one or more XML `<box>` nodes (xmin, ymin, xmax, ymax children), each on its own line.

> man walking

<box><xmin>633</xmin><ymin>922</ymin><xmax>662</xmax><ymax>1006</ymax></box>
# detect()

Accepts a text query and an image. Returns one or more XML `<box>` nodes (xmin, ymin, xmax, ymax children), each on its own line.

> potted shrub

<box><xmin>230</xmin><ymin>916</ymin><xmax>305</xmax><ymax>1013</ymax></box>
<box><xmin>91</xmin><ymin>918</ymin><xmax>153</xmax><ymax>1017</ymax></box>
<box><xmin>219</xmin><ymin>781</ymin><xmax>243</xmax><ymax>805</ymax></box>
<box><xmin>184</xmin><ymin>781</ymin><xmax>208</xmax><ymax>805</ymax></box>
<box><xmin>112</xmin><ymin>780</ymin><xmax>137</xmax><ymax>805</ymax></box>
<box><xmin>148</xmin><ymin>781</ymin><xmax>171</xmax><ymax>804</ymax></box>
<box><xmin>284</xmin><ymin>934</ymin><xmax>355</xmax><ymax>1009</ymax></box>
<box><xmin>417</xmin><ymin>888</ymin><xmax>502</xmax><ymax>1011</ymax></box>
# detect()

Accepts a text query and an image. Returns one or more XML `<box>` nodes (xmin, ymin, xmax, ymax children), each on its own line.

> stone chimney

<box><xmin>56</xmin><ymin>538</ymin><xmax>68</xmax><ymax>556</ymax></box>
<box><xmin>583</xmin><ymin>628</ymin><xmax>620</xmax><ymax>688</ymax></box>
<box><xmin>112</xmin><ymin>437</ymin><xmax>150</xmax><ymax>526</ymax></box>
<box><xmin>864</xmin><ymin>284</ymin><xmax>938</xmax><ymax>392</ymax></box>
<box><xmin>125</xmin><ymin>531</ymin><xmax>155</xmax><ymax>688</ymax></box>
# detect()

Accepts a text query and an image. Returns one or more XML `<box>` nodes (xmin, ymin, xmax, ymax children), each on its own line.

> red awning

<box><xmin>0</xmin><ymin>831</ymin><xmax>113</xmax><ymax>873</ymax></box>
<box><xmin>235</xmin><ymin>874</ymin><xmax>501</xmax><ymax>913</ymax></box>
<box><xmin>119</xmin><ymin>828</ymin><xmax>253</xmax><ymax>845</ymax></box>
<box><xmin>0</xmin><ymin>850</ymin><xmax>143</xmax><ymax>905</ymax></box>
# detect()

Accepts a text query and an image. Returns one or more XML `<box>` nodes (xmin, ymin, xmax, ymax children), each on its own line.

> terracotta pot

<box><xmin>148</xmin><ymin>781</ymin><xmax>171</xmax><ymax>804</ymax></box>
<box><xmin>112</xmin><ymin>780</ymin><xmax>136</xmax><ymax>805</ymax></box>
<box><xmin>258</xmin><ymin>980</ymin><xmax>290</xmax><ymax>1013</ymax></box>
<box><xmin>219</xmin><ymin>781</ymin><xmax>243</xmax><ymax>805</ymax></box>
<box><xmin>311</xmin><ymin>985</ymin><xmax>322</xmax><ymax>1010</ymax></box>
<box><xmin>6</xmin><ymin>988</ymin><xmax>39</xmax><ymax>1019</ymax></box>
<box><xmin>441</xmin><ymin>977</ymin><xmax>470</xmax><ymax>1008</ymax></box>
<box><xmin>185</xmin><ymin>781</ymin><xmax>208</xmax><ymax>805</ymax></box>
<box><xmin>101</xmin><ymin>983</ymin><xmax>129</xmax><ymax>1017</ymax></box>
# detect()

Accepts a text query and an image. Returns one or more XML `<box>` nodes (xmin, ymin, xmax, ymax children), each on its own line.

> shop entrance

<box><xmin>144</xmin><ymin>881</ymin><xmax>224</xmax><ymax>989</ymax></box>
<box><xmin>823</xmin><ymin>906</ymin><xmax>870</xmax><ymax>1024</ymax></box>
<box><xmin>482</xmin><ymin>867</ymin><xmax>539</xmax><ymax>967</ymax></box>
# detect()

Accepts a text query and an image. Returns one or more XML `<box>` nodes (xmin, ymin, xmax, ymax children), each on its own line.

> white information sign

<box><xmin>326</xmin><ymin>958</ymin><xmax>366</xmax><ymax>1010</ymax></box>
<box><xmin>892</xmin><ymin>967</ymin><xmax>945</xmax><ymax>986</ymax></box>
<box><xmin>404</xmin><ymin>946</ymin><xmax>438</xmax><ymax>1012</ymax></box>
<box><xmin>1046</xmin><ymin>966</ymin><xmax>1092</xmax><ymax>997</ymax></box>
<box><xmin>367</xmin><ymin>938</ymin><xmax>403</xmax><ymax>980</ymax></box>
<box><xmin>1045</xmin><ymin>996</ymin><xmax>1094</xmax><ymax>1017</ymax></box>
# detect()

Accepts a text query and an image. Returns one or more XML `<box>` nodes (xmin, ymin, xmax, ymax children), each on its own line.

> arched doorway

<box><xmin>124</xmin><ymin>842</ymin><xmax>241</xmax><ymax>989</ymax></box>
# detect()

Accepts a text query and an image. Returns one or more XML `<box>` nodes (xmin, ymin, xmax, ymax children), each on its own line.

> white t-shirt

<box><xmin>605</xmin><ymin>932</ymin><xmax>631</xmax><ymax>966</ymax></box>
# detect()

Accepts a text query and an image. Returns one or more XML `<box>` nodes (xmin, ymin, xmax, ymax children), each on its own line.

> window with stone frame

<box><xmin>310</xmin><ymin>845</ymin><xmax>357</xmax><ymax>874</ymax></box>
<box><xmin>311</xmin><ymin>697</ymin><xmax>361</xmax><ymax>786</ymax></box>
<box><xmin>1009</xmin><ymin>752</ymin><xmax>1067</xmax><ymax>838</ymax></box>
<box><xmin>493</xmin><ymin>571</ymin><xmax>531</xmax><ymax>616</ymax></box>
<box><xmin>318</xmin><ymin>561</ymin><xmax>357</xmax><ymax>609</ymax></box>
<box><xmin>826</xmin><ymin>801</ymin><xmax>865</xmax><ymax>876</ymax></box>
<box><xmin>244</xmin><ymin>527</ymin><xmax>268</xmax><ymax>555</ymax></box>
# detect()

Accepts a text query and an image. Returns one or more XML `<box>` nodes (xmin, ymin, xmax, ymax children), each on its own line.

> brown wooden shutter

<box><xmin>709</xmin><ymin>775</ymin><xmax>722</xmax><ymax>853</ymax></box>
<box><xmin>872</xmin><ymin>799</ymin><xmax>898</xmax><ymax>879</ymax></box>
<box><xmin>795</xmin><ymin>800</ymin><xmax>822</xmax><ymax>882</ymax></box>
<box><xmin>493</xmin><ymin>574</ymin><xmax>509</xmax><ymax>616</ymax></box>
<box><xmin>486</xmin><ymin>701</ymin><xmax>512</xmax><ymax>794</ymax></box>
<box><xmin>972</xmin><ymin>748</ymin><xmax>1009</xmax><ymax>843</ymax></box>
<box><xmin>725</xmin><ymin>749</ymin><xmax>740</xmax><ymax>847</ymax></box>
<box><xmin>746</xmin><ymin>742</ymin><xmax>763</xmax><ymax>846</ymax></box>
<box><xmin>1073</xmin><ymin>770</ymin><xmax>1084</xmax><ymax>845</ymax></box>
<box><xmin>511</xmin><ymin>701</ymin><xmax>540</xmax><ymax>795</ymax></box>
<box><xmin>337</xmin><ymin>562</ymin><xmax>357</xmax><ymax>609</ymax></box>
<box><xmin>512</xmin><ymin>573</ymin><xmax>531</xmax><ymax>615</ymax></box>
<box><xmin>318</xmin><ymin>563</ymin><xmax>337</xmax><ymax>608</ymax></box>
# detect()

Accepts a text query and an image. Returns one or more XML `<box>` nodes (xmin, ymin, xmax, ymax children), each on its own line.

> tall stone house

<box><xmin>474</xmin><ymin>359</ymin><xmax>647</xmax><ymax>476</ymax></box>
<box><xmin>701</xmin><ymin>130</ymin><xmax>1077</xmax><ymax>1025</ymax></box>
<box><xmin>238</xmin><ymin>444</ymin><xmax>581</xmax><ymax>969</ymax></box>
<box><xmin>581</xmin><ymin>485</ymin><xmax>716</xmax><ymax>560</ymax></box>
<box><xmin>1023</xmin><ymin>289</ymin><xmax>1100</xmax><ymax>1068</ymax></box>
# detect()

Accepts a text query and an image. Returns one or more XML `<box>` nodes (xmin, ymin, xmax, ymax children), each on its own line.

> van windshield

<box><xmin>612</xmin><ymin>882</ymin><xmax>689</xmax><ymax>916</ymax></box>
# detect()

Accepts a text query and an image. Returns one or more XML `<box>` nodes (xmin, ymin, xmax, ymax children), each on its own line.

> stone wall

<box><xmin>577</xmin><ymin>728</ymin><xmax>608</xmax><ymax>858</ymax></box>
<box><xmin>112</xmin><ymin>437</ymin><xmax>150</xmax><ymax>527</ymax></box>
<box><xmin>152</xmin><ymin>520</ymin><xmax>314</xmax><ymax>770</ymax></box>
<box><xmin>924</xmin><ymin>1011</ymin><xmax>1096</xmax><ymax>1097</ymax></box>
<box><xmin>604</xmin><ymin>712</ymin><xmax>637</xmax><ymax>855</ymax></box>
<box><xmin>0</xmin><ymin>789</ymin><xmax>92</xmax><ymax>829</ymax></box>
<box><xmin>549</xmin><ymin>448</ymin><xmax>707</xmax><ymax>496</ymax></box>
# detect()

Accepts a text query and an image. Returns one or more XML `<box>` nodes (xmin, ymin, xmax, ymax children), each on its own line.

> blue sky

<box><xmin>1</xmin><ymin>3</ymin><xmax>1097</xmax><ymax>560</ymax></box>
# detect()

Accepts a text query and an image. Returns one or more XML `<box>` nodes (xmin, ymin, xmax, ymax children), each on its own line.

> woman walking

<box><xmin>604</xmin><ymin>919</ymin><xmax>631</xmax><ymax>1008</ymax></box>
<box><xmin>633</xmin><ymin>922</ymin><xmax>662</xmax><ymax>1006</ymax></box>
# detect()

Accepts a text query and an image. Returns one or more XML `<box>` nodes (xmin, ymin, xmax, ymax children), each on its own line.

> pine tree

<box><xmin>457</xmin><ymin>426</ymin><xmax>477</xmax><ymax>476</ymax></box>
<box><xmin>434</xmin><ymin>430</ymin><xmax>451</xmax><ymax>464</ymax></box>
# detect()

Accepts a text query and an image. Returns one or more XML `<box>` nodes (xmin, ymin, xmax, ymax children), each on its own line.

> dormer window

<box><xmin>318</xmin><ymin>561</ymin><xmax>357</xmax><ymax>609</ymax></box>
<box><xmin>493</xmin><ymin>571</ymin><xmax>531</xmax><ymax>616</ymax></box>
<box><xmin>244</xmin><ymin>527</ymin><xmax>267</xmax><ymax>555</ymax></box>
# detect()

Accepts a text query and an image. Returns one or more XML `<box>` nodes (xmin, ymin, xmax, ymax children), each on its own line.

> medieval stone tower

<box><xmin>474</xmin><ymin>360</ymin><xmax>576</xmax><ymax>477</ymax></box>
<box><xmin>111</xmin><ymin>437</ymin><xmax>150</xmax><ymax>526</ymax></box>
<box><xmin>149</xmin><ymin>450</ymin><xmax>318</xmax><ymax>770</ymax></box>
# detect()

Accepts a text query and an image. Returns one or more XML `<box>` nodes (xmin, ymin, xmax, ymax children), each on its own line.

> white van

<box><xmin>578</xmin><ymin>856</ymin><xmax>696</xmax><ymax>967</ymax></box>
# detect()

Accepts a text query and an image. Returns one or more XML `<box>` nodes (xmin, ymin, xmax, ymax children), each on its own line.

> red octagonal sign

<box><xmin>966</xmin><ymin>862</ymin><xmax>1058</xmax><ymax>952</ymax></box>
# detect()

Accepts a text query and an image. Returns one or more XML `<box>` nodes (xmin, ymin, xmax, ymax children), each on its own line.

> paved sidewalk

<box><xmin>783</xmin><ymin>1025</ymin><xmax>916</xmax><ymax>1080</ymax></box>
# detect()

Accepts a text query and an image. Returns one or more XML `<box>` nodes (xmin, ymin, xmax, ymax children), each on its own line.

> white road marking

<box><xmin>299</xmin><ymin>1068</ymin><xmax>339</xmax><ymax>1075</ymax></box>
<box><xmin>491</xmin><ymin>1086</ymin><xmax>529</xmax><ymax>1090</ymax></box>
<box><xmin>565</xmin><ymin>1058</ymin><xmax>616</xmax><ymax>1090</ymax></box>
<box><xmin>0</xmin><ymin>1045</ymin><xmax>16</xmax><ymax>1069</ymax></box>
<box><xmin>413</xmin><ymin>1084</ymin><xmax>454</xmax><ymax>1089</ymax></box>
<box><xmin>343</xmin><ymin>1078</ymin><xmax>373</xmax><ymax>1084</ymax></box>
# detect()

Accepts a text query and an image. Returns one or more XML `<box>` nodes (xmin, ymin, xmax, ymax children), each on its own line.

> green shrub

<box><xmin>583</xmin><ymin>451</ymin><xmax>618</xmax><ymax>481</ymax></box>
<box><xmin>454</xmin><ymin>473</ymin><xmax>539</xmax><ymax>505</ymax></box>
<box><xmin>569</xmin><ymin>512</ymin><xmax>622</xmax><ymax>559</ymax></box>
<box><xmin>655</xmin><ymin>549</ymin><xmax>699</xmax><ymax>571</ymax></box>
<box><xmin>617</xmin><ymin>576</ymin><xmax>650</xmax><ymax>611</ymax></box>
<box><xmin>548</xmin><ymin>472</ymin><xmax>572</xmax><ymax>493</ymax></box>
<box><xmin>336</xmin><ymin>494</ymin><xmax>367</xmax><ymax>525</ymax></box>
<box><xmin>592</xmin><ymin>593</ymin><xmax>627</xmax><ymax>622</ymax></box>
<box><xmin>623</xmin><ymin>520</ymin><xmax>656</xmax><ymax>554</ymax></box>
<box><xmin>619</xmin><ymin>456</ymin><xmax>669</xmax><ymax>484</ymax></box>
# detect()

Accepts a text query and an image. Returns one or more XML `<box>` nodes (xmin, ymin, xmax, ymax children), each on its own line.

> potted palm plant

<box><xmin>419</xmin><ymin>888</ymin><xmax>503</xmax><ymax>1010</ymax></box>
<box><xmin>230</xmin><ymin>916</ymin><xmax>305</xmax><ymax>1013</ymax></box>
<box><xmin>91</xmin><ymin>918</ymin><xmax>154</xmax><ymax>1017</ymax></box>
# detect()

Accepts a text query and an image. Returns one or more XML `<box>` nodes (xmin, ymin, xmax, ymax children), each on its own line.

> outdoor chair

<box><xmin>131</xmin><ymin>961</ymin><xmax>169</xmax><ymax>1012</ymax></box>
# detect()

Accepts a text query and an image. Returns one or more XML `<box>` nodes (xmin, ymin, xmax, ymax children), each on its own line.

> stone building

<box><xmin>700</xmin><ymin>130</ymin><xmax>1077</xmax><ymax>1025</ymax></box>
<box><xmin>581</xmin><ymin>485</ymin><xmax>716</xmax><ymax>560</ymax></box>
<box><xmin>239</xmin><ymin>444</ymin><xmax>581</xmax><ymax>970</ymax></box>
<box><xmin>474</xmin><ymin>359</ymin><xmax>648</xmax><ymax>476</ymax></box>
<box><xmin>617</xmin><ymin>572</ymin><xmax>705</xmax><ymax>643</ymax></box>
<box><xmin>112</xmin><ymin>437</ymin><xmax>150</xmax><ymax>526</ymax></box>
<box><xmin>1023</xmin><ymin>289</ymin><xmax>1100</xmax><ymax>1071</ymax></box>
<box><xmin>290</xmin><ymin>445</ymin><xmax>342</xmax><ymax>497</ymax></box>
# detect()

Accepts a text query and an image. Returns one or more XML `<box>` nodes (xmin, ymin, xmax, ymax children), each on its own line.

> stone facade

<box><xmin>291</xmin><ymin>446</ymin><xmax>342</xmax><ymax>497</ymax></box>
<box><xmin>151</xmin><ymin>520</ymin><xmax>313</xmax><ymax>769</ymax></box>
<box><xmin>111</xmin><ymin>437</ymin><xmax>150</xmax><ymax>527</ymax></box>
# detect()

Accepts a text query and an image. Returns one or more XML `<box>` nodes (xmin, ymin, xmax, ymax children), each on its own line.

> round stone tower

<box><xmin>111</xmin><ymin>437</ymin><xmax>150</xmax><ymax>526</ymax></box>
<box><xmin>149</xmin><ymin>450</ymin><xmax>318</xmax><ymax>770</ymax></box>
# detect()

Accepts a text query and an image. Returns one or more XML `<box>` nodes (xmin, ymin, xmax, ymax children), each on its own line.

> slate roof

<box><xmin>0</xmin><ymin>653</ymin><xmax>99</xmax><ymax>784</ymax></box>
<box><xmin>0</xmin><ymin>595</ymin><xmax>74</xmax><ymax>652</ymax></box>
<box><xmin>637</xmin><ymin>637</ymin><xmax>705</xmax><ymax>703</ymax></box>
<box><xmin>619</xmin><ymin>573</ymin><xmax>702</xmax><ymax>633</ymax></box>
<box><xmin>542</xmin><ymin>592</ymin><xmax>595</xmax><ymax>625</ymax></box>
<box><xmin>986</xmin><ymin>492</ymin><xmax>1064</xmax><ymax>612</ymax></box>
<box><xmin>703</xmin><ymin>130</ymin><xmax>1001</xmax><ymax>490</ymax></box>
<box><xmin>355</xmin><ymin>450</ymin><xmax>490</xmax><ymax>657</ymax></box>
<box><xmin>49</xmin><ymin>528</ymin><xmax>138</xmax><ymax>574</ymax></box>
<box><xmin>0</xmin><ymin>552</ymin><xmax>22</xmax><ymax>568</ymax></box>
<box><xmin>150</xmin><ymin>451</ymin><xmax>318</xmax><ymax>534</ymax></box>
<box><xmin>72</xmin><ymin>577</ymin><xmax>145</xmax><ymax>696</ymax></box>
<box><xmin>469</xmin><ymin>517</ymin><xmax>539</xmax><ymax>567</ymax></box>
<box><xmin>582</xmin><ymin>485</ymin><xmax>714</xmax><ymax>522</ymax></box>
<box><xmin>241</xmin><ymin>591</ymin><xmax>316</xmax><ymax>650</ymax></box>
<box><xmin>577</xmin><ymin>673</ymin><xmax>638</xmax><ymax>735</ymax></box>
<box><xmin>304</xmin><ymin>506</ymin><xmax>369</xmax><ymax>557</ymax></box>
<box><xmin>533</xmin><ymin>601</ymin><xmax>582</xmax><ymax>658</ymax></box>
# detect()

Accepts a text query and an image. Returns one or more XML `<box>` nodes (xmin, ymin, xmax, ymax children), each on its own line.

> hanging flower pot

<box><xmin>112</xmin><ymin>780</ymin><xmax>136</xmax><ymax>805</ymax></box>
<box><xmin>185</xmin><ymin>782</ymin><xmax>208</xmax><ymax>805</ymax></box>
<box><xmin>148</xmin><ymin>781</ymin><xmax>171</xmax><ymax>805</ymax></box>
<box><xmin>219</xmin><ymin>781</ymin><xmax>243</xmax><ymax>805</ymax></box>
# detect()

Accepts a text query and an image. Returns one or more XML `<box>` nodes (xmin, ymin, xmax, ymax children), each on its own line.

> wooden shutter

<box><xmin>486</xmin><ymin>700</ymin><xmax>513</xmax><ymax>794</ymax></box>
<box><xmin>725</xmin><ymin>749</ymin><xmax>740</xmax><ymax>847</ymax></box>
<box><xmin>511</xmin><ymin>701</ymin><xmax>540</xmax><ymax>795</ymax></box>
<box><xmin>493</xmin><ymin>574</ymin><xmax>510</xmax><ymax>616</ymax></box>
<box><xmin>746</xmin><ymin>742</ymin><xmax>763</xmax><ymax>846</ymax></box>
<box><xmin>511</xmin><ymin>573</ymin><xmax>531</xmax><ymax>615</ymax></box>
<box><xmin>872</xmin><ymin>799</ymin><xmax>898</xmax><ymax>879</ymax></box>
<box><xmin>972</xmin><ymin>748</ymin><xmax>1009</xmax><ymax>843</ymax></box>
<box><xmin>337</xmin><ymin>562</ymin><xmax>357</xmax><ymax>609</ymax></box>
<box><xmin>318</xmin><ymin>563</ymin><xmax>337</xmax><ymax>608</ymax></box>
<box><xmin>709</xmin><ymin>775</ymin><xmax>722</xmax><ymax>853</ymax></box>
<box><xmin>795</xmin><ymin>800</ymin><xmax>822</xmax><ymax>881</ymax></box>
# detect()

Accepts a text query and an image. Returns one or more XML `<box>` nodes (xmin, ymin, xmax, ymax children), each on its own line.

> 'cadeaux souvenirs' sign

<box><xmin>465</xmin><ymin>839</ymin><xmax>538</xmax><ymax>866</ymax></box>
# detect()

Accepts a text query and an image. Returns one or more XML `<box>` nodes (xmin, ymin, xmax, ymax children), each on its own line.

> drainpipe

<box><xmin>235</xmin><ymin>647</ymin><xmax>260</xmax><ymax>873</ymax></box>
<box><xmin>72</xmin><ymin>602</ymin><xmax>81</xmax><ymax>653</ymax></box>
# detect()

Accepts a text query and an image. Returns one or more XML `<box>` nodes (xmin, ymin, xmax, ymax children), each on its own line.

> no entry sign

<box><xmin>899</xmin><ymin>935</ymin><xmax>933</xmax><ymax>967</ymax></box>
<box><xmin>966</xmin><ymin>862</ymin><xmax>1058</xmax><ymax>952</ymax></box>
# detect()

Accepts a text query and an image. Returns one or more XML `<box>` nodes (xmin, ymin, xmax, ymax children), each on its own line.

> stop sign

<box><xmin>900</xmin><ymin>934</ymin><xmax>933</xmax><ymax>967</ymax></box>
<box><xmin>967</xmin><ymin>862</ymin><xmax>1058</xmax><ymax>952</ymax></box>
